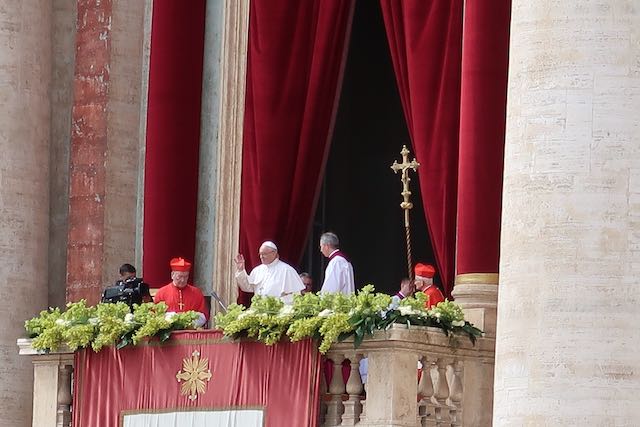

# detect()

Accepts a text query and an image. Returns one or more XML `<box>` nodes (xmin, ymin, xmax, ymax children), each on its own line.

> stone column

<box><xmin>194</xmin><ymin>0</ymin><xmax>225</xmax><ymax>298</ymax></box>
<box><xmin>103</xmin><ymin>0</ymin><xmax>148</xmax><ymax>288</ymax></box>
<box><xmin>66</xmin><ymin>0</ymin><xmax>112</xmax><ymax>305</ymax></box>
<box><xmin>210</xmin><ymin>0</ymin><xmax>250</xmax><ymax>311</ymax></box>
<box><xmin>495</xmin><ymin>1</ymin><xmax>640</xmax><ymax>424</ymax></box>
<box><xmin>0</xmin><ymin>1</ymin><xmax>52</xmax><ymax>425</ymax></box>
<box><xmin>49</xmin><ymin>0</ymin><xmax>76</xmax><ymax>310</ymax></box>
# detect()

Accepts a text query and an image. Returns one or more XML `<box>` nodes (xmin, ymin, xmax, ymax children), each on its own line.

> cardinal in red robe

<box><xmin>154</xmin><ymin>257</ymin><xmax>208</xmax><ymax>327</ymax></box>
<box><xmin>414</xmin><ymin>263</ymin><xmax>445</xmax><ymax>308</ymax></box>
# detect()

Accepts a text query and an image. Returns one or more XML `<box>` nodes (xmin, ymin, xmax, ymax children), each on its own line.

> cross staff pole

<box><xmin>390</xmin><ymin>145</ymin><xmax>420</xmax><ymax>279</ymax></box>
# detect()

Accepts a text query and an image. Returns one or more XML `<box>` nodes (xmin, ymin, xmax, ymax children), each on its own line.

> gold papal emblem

<box><xmin>176</xmin><ymin>350</ymin><xmax>213</xmax><ymax>401</ymax></box>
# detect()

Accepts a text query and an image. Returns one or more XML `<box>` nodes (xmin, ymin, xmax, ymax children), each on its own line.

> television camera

<box><xmin>101</xmin><ymin>277</ymin><xmax>151</xmax><ymax>308</ymax></box>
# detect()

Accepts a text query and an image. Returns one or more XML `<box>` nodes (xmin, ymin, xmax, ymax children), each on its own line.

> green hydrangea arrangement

<box><xmin>25</xmin><ymin>301</ymin><xmax>200</xmax><ymax>352</ymax></box>
<box><xmin>215</xmin><ymin>285</ymin><xmax>483</xmax><ymax>354</ymax></box>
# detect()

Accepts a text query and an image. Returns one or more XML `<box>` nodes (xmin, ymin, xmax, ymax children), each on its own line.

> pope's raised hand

<box><xmin>234</xmin><ymin>254</ymin><xmax>245</xmax><ymax>271</ymax></box>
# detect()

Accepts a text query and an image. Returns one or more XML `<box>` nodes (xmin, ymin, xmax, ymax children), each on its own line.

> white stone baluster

<box><xmin>324</xmin><ymin>353</ymin><xmax>346</xmax><ymax>426</ymax></box>
<box><xmin>360</xmin><ymin>399</ymin><xmax>366</xmax><ymax>424</ymax></box>
<box><xmin>417</xmin><ymin>356</ymin><xmax>435</xmax><ymax>427</ymax></box>
<box><xmin>434</xmin><ymin>358</ymin><xmax>451</xmax><ymax>425</ymax></box>
<box><xmin>56</xmin><ymin>363</ymin><xmax>73</xmax><ymax>427</ymax></box>
<box><xmin>341</xmin><ymin>354</ymin><xmax>363</xmax><ymax>425</ymax></box>
<box><xmin>448</xmin><ymin>361</ymin><xmax>464</xmax><ymax>426</ymax></box>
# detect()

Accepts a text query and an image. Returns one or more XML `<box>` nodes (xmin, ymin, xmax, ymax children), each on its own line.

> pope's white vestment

<box><xmin>235</xmin><ymin>258</ymin><xmax>305</xmax><ymax>304</ymax></box>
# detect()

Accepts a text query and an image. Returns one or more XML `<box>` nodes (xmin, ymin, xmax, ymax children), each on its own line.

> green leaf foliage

<box><xmin>214</xmin><ymin>284</ymin><xmax>483</xmax><ymax>354</ymax></box>
<box><xmin>24</xmin><ymin>301</ymin><xmax>200</xmax><ymax>353</ymax></box>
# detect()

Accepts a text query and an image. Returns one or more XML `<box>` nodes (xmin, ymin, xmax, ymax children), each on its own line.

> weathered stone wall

<box><xmin>0</xmin><ymin>1</ymin><xmax>52</xmax><ymax>425</ymax></box>
<box><xmin>495</xmin><ymin>1</ymin><xmax>640</xmax><ymax>424</ymax></box>
<box><xmin>49</xmin><ymin>0</ymin><xmax>76</xmax><ymax>310</ymax></box>
<box><xmin>103</xmin><ymin>0</ymin><xmax>148</xmax><ymax>288</ymax></box>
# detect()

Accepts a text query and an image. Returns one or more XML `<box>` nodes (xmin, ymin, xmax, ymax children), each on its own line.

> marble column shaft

<box><xmin>495</xmin><ymin>1</ymin><xmax>640</xmax><ymax>424</ymax></box>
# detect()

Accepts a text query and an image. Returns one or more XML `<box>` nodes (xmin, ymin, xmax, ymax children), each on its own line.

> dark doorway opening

<box><xmin>300</xmin><ymin>0</ymin><xmax>436</xmax><ymax>295</ymax></box>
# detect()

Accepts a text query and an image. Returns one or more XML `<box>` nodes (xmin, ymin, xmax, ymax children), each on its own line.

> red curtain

<box><xmin>72</xmin><ymin>331</ymin><xmax>321</xmax><ymax>427</ymax></box>
<box><xmin>380</xmin><ymin>0</ymin><xmax>463</xmax><ymax>296</ymax></box>
<box><xmin>239</xmin><ymin>0</ymin><xmax>355</xmax><ymax>302</ymax></box>
<box><xmin>142</xmin><ymin>2</ymin><xmax>206</xmax><ymax>287</ymax></box>
<box><xmin>456</xmin><ymin>1</ymin><xmax>511</xmax><ymax>275</ymax></box>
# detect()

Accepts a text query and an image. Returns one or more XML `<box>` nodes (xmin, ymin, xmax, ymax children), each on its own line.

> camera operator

<box><xmin>101</xmin><ymin>264</ymin><xmax>152</xmax><ymax>308</ymax></box>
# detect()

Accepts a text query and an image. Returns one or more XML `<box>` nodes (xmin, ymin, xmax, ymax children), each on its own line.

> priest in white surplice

<box><xmin>319</xmin><ymin>232</ymin><xmax>355</xmax><ymax>294</ymax></box>
<box><xmin>234</xmin><ymin>241</ymin><xmax>305</xmax><ymax>304</ymax></box>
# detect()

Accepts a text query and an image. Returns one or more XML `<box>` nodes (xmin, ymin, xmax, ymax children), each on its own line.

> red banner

<box><xmin>72</xmin><ymin>331</ymin><xmax>322</xmax><ymax>427</ymax></box>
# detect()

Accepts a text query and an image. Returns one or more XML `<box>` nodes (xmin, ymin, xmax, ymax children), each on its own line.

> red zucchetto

<box><xmin>414</xmin><ymin>263</ymin><xmax>435</xmax><ymax>279</ymax></box>
<box><xmin>169</xmin><ymin>257</ymin><xmax>191</xmax><ymax>272</ymax></box>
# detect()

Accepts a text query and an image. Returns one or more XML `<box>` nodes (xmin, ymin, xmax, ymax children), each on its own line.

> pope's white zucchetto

<box><xmin>261</xmin><ymin>241</ymin><xmax>278</xmax><ymax>251</ymax></box>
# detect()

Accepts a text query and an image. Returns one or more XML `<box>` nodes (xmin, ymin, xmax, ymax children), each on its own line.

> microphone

<box><xmin>210</xmin><ymin>291</ymin><xmax>227</xmax><ymax>312</ymax></box>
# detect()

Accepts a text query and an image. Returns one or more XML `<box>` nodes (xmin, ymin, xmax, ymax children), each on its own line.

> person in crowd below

<box><xmin>394</xmin><ymin>263</ymin><xmax>445</xmax><ymax>308</ymax></box>
<box><xmin>319</xmin><ymin>232</ymin><xmax>355</xmax><ymax>294</ymax></box>
<box><xmin>234</xmin><ymin>241</ymin><xmax>305</xmax><ymax>304</ymax></box>
<box><xmin>299</xmin><ymin>272</ymin><xmax>313</xmax><ymax>294</ymax></box>
<box><xmin>153</xmin><ymin>257</ymin><xmax>208</xmax><ymax>327</ymax></box>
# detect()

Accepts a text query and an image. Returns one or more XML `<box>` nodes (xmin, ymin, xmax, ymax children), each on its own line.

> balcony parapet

<box><xmin>322</xmin><ymin>324</ymin><xmax>495</xmax><ymax>427</ymax></box>
<box><xmin>18</xmin><ymin>323</ymin><xmax>495</xmax><ymax>427</ymax></box>
<box><xmin>18</xmin><ymin>338</ymin><xmax>73</xmax><ymax>427</ymax></box>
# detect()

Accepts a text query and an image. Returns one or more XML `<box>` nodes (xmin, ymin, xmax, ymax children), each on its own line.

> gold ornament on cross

<box><xmin>390</xmin><ymin>145</ymin><xmax>420</xmax><ymax>278</ymax></box>
<box><xmin>176</xmin><ymin>350</ymin><xmax>213</xmax><ymax>401</ymax></box>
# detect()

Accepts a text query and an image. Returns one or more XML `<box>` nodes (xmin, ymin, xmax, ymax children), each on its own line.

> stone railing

<box><xmin>17</xmin><ymin>338</ymin><xmax>74</xmax><ymax>427</ymax></box>
<box><xmin>320</xmin><ymin>324</ymin><xmax>495</xmax><ymax>427</ymax></box>
<box><xmin>18</xmin><ymin>325</ymin><xmax>494</xmax><ymax>427</ymax></box>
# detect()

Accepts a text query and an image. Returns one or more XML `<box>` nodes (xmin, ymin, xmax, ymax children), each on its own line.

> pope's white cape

<box><xmin>235</xmin><ymin>258</ymin><xmax>304</xmax><ymax>303</ymax></box>
<box><xmin>122</xmin><ymin>409</ymin><xmax>263</xmax><ymax>427</ymax></box>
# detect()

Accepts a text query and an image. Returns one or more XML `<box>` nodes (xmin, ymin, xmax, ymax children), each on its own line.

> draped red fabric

<box><xmin>379</xmin><ymin>0</ymin><xmax>463</xmax><ymax>296</ymax></box>
<box><xmin>239</xmin><ymin>0</ymin><xmax>355</xmax><ymax>302</ymax></box>
<box><xmin>72</xmin><ymin>331</ymin><xmax>322</xmax><ymax>427</ymax></box>
<box><xmin>456</xmin><ymin>1</ymin><xmax>511</xmax><ymax>275</ymax></box>
<box><xmin>142</xmin><ymin>2</ymin><xmax>206</xmax><ymax>287</ymax></box>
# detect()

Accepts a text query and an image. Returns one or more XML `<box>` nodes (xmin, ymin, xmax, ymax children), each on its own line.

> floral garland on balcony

<box><xmin>215</xmin><ymin>285</ymin><xmax>483</xmax><ymax>354</ymax></box>
<box><xmin>24</xmin><ymin>301</ymin><xmax>200</xmax><ymax>353</ymax></box>
<box><xmin>24</xmin><ymin>286</ymin><xmax>483</xmax><ymax>355</ymax></box>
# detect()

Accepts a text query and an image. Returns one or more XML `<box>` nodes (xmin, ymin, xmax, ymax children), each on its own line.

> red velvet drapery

<box><xmin>142</xmin><ymin>2</ymin><xmax>206</xmax><ymax>287</ymax></box>
<box><xmin>239</xmin><ymin>0</ymin><xmax>355</xmax><ymax>300</ymax></box>
<box><xmin>380</xmin><ymin>0</ymin><xmax>464</xmax><ymax>297</ymax></box>
<box><xmin>456</xmin><ymin>1</ymin><xmax>511</xmax><ymax>276</ymax></box>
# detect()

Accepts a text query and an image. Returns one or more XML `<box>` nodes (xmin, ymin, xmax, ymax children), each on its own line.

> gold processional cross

<box><xmin>390</xmin><ymin>145</ymin><xmax>420</xmax><ymax>279</ymax></box>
